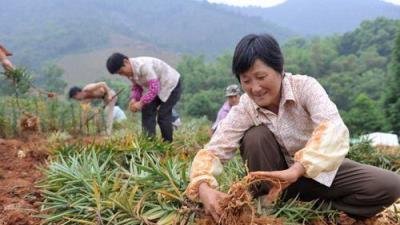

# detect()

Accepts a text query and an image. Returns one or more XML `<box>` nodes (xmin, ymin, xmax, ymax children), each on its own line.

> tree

<box><xmin>35</xmin><ymin>64</ymin><xmax>67</xmax><ymax>94</ymax></box>
<box><xmin>177</xmin><ymin>54</ymin><xmax>238</xmax><ymax>119</ymax></box>
<box><xmin>308</xmin><ymin>37</ymin><xmax>338</xmax><ymax>77</ymax></box>
<box><xmin>343</xmin><ymin>93</ymin><xmax>384</xmax><ymax>136</ymax></box>
<box><xmin>358</xmin><ymin>47</ymin><xmax>387</xmax><ymax>72</ymax></box>
<box><xmin>339</xmin><ymin>18</ymin><xmax>400</xmax><ymax>58</ymax></box>
<box><xmin>383</xmin><ymin>31</ymin><xmax>400</xmax><ymax>134</ymax></box>
<box><xmin>320</xmin><ymin>72</ymin><xmax>355</xmax><ymax>111</ymax></box>
<box><xmin>177</xmin><ymin>55</ymin><xmax>210</xmax><ymax>95</ymax></box>
<box><xmin>184</xmin><ymin>90</ymin><xmax>224</xmax><ymax>121</ymax></box>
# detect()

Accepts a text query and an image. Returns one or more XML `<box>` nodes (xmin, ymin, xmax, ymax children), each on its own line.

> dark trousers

<box><xmin>141</xmin><ymin>80</ymin><xmax>182</xmax><ymax>142</ymax></box>
<box><xmin>240</xmin><ymin>125</ymin><xmax>400</xmax><ymax>218</ymax></box>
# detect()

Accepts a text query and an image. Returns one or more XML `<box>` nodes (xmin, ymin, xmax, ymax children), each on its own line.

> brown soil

<box><xmin>196</xmin><ymin>175</ymin><xmax>400</xmax><ymax>225</ymax></box>
<box><xmin>0</xmin><ymin>134</ymin><xmax>106</xmax><ymax>225</ymax></box>
<box><xmin>329</xmin><ymin>209</ymin><xmax>400</xmax><ymax>225</ymax></box>
<box><xmin>197</xmin><ymin>175</ymin><xmax>285</xmax><ymax>225</ymax></box>
<box><xmin>0</xmin><ymin>134</ymin><xmax>397</xmax><ymax>225</ymax></box>
<box><xmin>0</xmin><ymin>136</ymin><xmax>48</xmax><ymax>225</ymax></box>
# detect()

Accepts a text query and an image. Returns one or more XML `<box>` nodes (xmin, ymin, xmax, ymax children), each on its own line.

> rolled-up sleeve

<box><xmin>186</xmin><ymin>100</ymin><xmax>254</xmax><ymax>201</ymax></box>
<box><xmin>294</xmin><ymin>77</ymin><xmax>349</xmax><ymax>180</ymax></box>
<box><xmin>138</xmin><ymin>64</ymin><xmax>160</xmax><ymax>104</ymax></box>
<box><xmin>130</xmin><ymin>84</ymin><xmax>143</xmax><ymax>101</ymax></box>
<box><xmin>141</xmin><ymin>79</ymin><xmax>160</xmax><ymax>104</ymax></box>
<box><xmin>186</xmin><ymin>149</ymin><xmax>223</xmax><ymax>201</ymax></box>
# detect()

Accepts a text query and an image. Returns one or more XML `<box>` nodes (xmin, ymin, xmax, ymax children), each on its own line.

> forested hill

<box><xmin>0</xmin><ymin>0</ymin><xmax>291</xmax><ymax>69</ymax></box>
<box><xmin>177</xmin><ymin>17</ymin><xmax>400</xmax><ymax>136</ymax></box>
<box><xmin>217</xmin><ymin>0</ymin><xmax>400</xmax><ymax>36</ymax></box>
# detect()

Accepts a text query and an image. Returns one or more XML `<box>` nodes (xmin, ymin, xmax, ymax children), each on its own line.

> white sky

<box><xmin>207</xmin><ymin>0</ymin><xmax>400</xmax><ymax>8</ymax></box>
<box><xmin>382</xmin><ymin>0</ymin><xmax>400</xmax><ymax>5</ymax></box>
<box><xmin>207</xmin><ymin>0</ymin><xmax>287</xmax><ymax>8</ymax></box>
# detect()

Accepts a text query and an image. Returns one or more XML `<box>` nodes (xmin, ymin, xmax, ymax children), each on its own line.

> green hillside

<box><xmin>0</xmin><ymin>0</ymin><xmax>292</xmax><ymax>71</ymax></box>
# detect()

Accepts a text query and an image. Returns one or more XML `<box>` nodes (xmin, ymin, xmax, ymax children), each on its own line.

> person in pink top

<box><xmin>186</xmin><ymin>34</ymin><xmax>400</xmax><ymax>222</ymax></box>
<box><xmin>211</xmin><ymin>84</ymin><xmax>241</xmax><ymax>133</ymax></box>
<box><xmin>106</xmin><ymin>53</ymin><xmax>181</xmax><ymax>142</ymax></box>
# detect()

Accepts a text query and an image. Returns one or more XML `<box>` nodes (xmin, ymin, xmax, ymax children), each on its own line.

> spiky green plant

<box><xmin>270</xmin><ymin>196</ymin><xmax>339</xmax><ymax>224</ymax></box>
<box><xmin>0</xmin><ymin>104</ymin><xmax>8</xmax><ymax>137</ymax></box>
<box><xmin>2</xmin><ymin>67</ymin><xmax>32</xmax><ymax>111</ymax></box>
<box><xmin>39</xmin><ymin>138</ymin><xmax>197</xmax><ymax>225</ymax></box>
<box><xmin>173</xmin><ymin>116</ymin><xmax>211</xmax><ymax>151</ymax></box>
<box><xmin>47</xmin><ymin>131</ymin><xmax>72</xmax><ymax>144</ymax></box>
<box><xmin>39</xmin><ymin>149</ymin><xmax>129</xmax><ymax>224</ymax></box>
<box><xmin>1</xmin><ymin>67</ymin><xmax>32</xmax><ymax>91</ymax></box>
<box><xmin>1</xmin><ymin>96</ymin><xmax>111</xmax><ymax>136</ymax></box>
<box><xmin>348</xmin><ymin>140</ymin><xmax>400</xmax><ymax>171</ymax></box>
<box><xmin>46</xmin><ymin>118</ymin><xmax>400</xmax><ymax>224</ymax></box>
<box><xmin>40</xmin><ymin>134</ymin><xmax>347</xmax><ymax>225</ymax></box>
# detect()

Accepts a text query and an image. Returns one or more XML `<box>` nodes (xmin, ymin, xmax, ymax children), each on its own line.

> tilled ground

<box><xmin>0</xmin><ymin>135</ymin><xmax>397</xmax><ymax>225</ymax></box>
<box><xmin>0</xmin><ymin>136</ymin><xmax>48</xmax><ymax>225</ymax></box>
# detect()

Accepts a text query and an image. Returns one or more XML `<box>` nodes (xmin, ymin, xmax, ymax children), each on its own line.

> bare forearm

<box><xmin>289</xmin><ymin>162</ymin><xmax>305</xmax><ymax>180</ymax></box>
<box><xmin>199</xmin><ymin>182</ymin><xmax>211</xmax><ymax>193</ymax></box>
<box><xmin>1</xmin><ymin>58</ymin><xmax>15</xmax><ymax>71</ymax></box>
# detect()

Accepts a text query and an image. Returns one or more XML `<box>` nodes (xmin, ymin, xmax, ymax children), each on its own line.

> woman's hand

<box><xmin>133</xmin><ymin>101</ymin><xmax>144</xmax><ymax>112</ymax></box>
<box><xmin>198</xmin><ymin>182</ymin><xmax>228</xmax><ymax>223</ymax></box>
<box><xmin>129</xmin><ymin>100</ymin><xmax>136</xmax><ymax>112</ymax></box>
<box><xmin>129</xmin><ymin>100</ymin><xmax>144</xmax><ymax>112</ymax></box>
<box><xmin>248</xmin><ymin>162</ymin><xmax>305</xmax><ymax>201</ymax></box>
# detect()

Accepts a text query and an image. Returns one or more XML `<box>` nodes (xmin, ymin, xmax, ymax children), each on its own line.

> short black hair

<box><xmin>106</xmin><ymin>52</ymin><xmax>129</xmax><ymax>74</ymax></box>
<box><xmin>68</xmin><ymin>86</ymin><xmax>82</xmax><ymax>98</ymax></box>
<box><xmin>232</xmin><ymin>34</ymin><xmax>284</xmax><ymax>81</ymax></box>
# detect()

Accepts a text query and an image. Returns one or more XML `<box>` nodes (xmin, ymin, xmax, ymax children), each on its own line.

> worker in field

<box><xmin>0</xmin><ymin>44</ymin><xmax>15</xmax><ymax>72</ymax></box>
<box><xmin>0</xmin><ymin>44</ymin><xmax>57</xmax><ymax>98</ymax></box>
<box><xmin>106</xmin><ymin>53</ymin><xmax>182</xmax><ymax>142</ymax></box>
<box><xmin>211</xmin><ymin>84</ymin><xmax>241</xmax><ymax>133</ymax></box>
<box><xmin>186</xmin><ymin>33</ymin><xmax>400</xmax><ymax>222</ymax></box>
<box><xmin>68</xmin><ymin>82</ymin><xmax>117</xmax><ymax>135</ymax></box>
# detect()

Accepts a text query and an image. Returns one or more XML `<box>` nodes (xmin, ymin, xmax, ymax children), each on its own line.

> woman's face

<box><xmin>116</xmin><ymin>59</ymin><xmax>133</xmax><ymax>78</ymax></box>
<box><xmin>239</xmin><ymin>59</ymin><xmax>283</xmax><ymax>110</ymax></box>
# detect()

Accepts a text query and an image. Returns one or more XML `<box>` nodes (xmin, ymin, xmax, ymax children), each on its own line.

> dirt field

<box><xmin>0</xmin><ymin>135</ymin><xmax>397</xmax><ymax>225</ymax></box>
<box><xmin>0</xmin><ymin>136</ymin><xmax>48</xmax><ymax>225</ymax></box>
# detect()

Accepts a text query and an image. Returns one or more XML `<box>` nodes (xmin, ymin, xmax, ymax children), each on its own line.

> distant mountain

<box><xmin>216</xmin><ymin>0</ymin><xmax>400</xmax><ymax>36</ymax></box>
<box><xmin>0</xmin><ymin>0</ymin><xmax>292</xmax><ymax>71</ymax></box>
<box><xmin>57</xmin><ymin>34</ymin><xmax>181</xmax><ymax>86</ymax></box>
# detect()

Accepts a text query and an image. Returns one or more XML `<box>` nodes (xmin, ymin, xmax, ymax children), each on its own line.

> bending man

<box><xmin>69</xmin><ymin>82</ymin><xmax>117</xmax><ymax>135</ymax></box>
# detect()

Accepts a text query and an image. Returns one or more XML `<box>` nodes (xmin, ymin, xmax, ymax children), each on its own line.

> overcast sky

<box><xmin>207</xmin><ymin>0</ymin><xmax>400</xmax><ymax>8</ymax></box>
<box><xmin>383</xmin><ymin>0</ymin><xmax>400</xmax><ymax>5</ymax></box>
